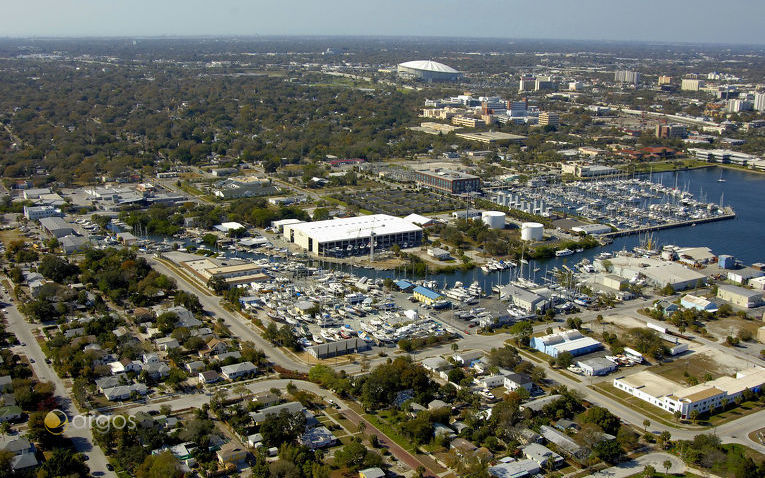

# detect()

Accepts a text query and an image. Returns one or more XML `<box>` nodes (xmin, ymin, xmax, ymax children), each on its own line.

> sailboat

<box><xmin>717</xmin><ymin>170</ymin><xmax>726</xmax><ymax>183</ymax></box>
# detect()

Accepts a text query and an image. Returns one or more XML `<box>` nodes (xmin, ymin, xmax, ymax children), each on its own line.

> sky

<box><xmin>2</xmin><ymin>0</ymin><xmax>765</xmax><ymax>45</ymax></box>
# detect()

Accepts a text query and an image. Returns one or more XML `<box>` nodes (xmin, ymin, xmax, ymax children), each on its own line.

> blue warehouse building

<box><xmin>531</xmin><ymin>330</ymin><xmax>603</xmax><ymax>358</ymax></box>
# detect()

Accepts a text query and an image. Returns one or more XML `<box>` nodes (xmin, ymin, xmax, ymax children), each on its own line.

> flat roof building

<box><xmin>455</xmin><ymin>131</ymin><xmax>526</xmax><ymax>144</ymax></box>
<box><xmin>39</xmin><ymin>217</ymin><xmax>75</xmax><ymax>238</ymax></box>
<box><xmin>614</xmin><ymin>368</ymin><xmax>765</xmax><ymax>419</ymax></box>
<box><xmin>577</xmin><ymin>357</ymin><xmax>617</xmax><ymax>376</ymax></box>
<box><xmin>531</xmin><ymin>330</ymin><xmax>603</xmax><ymax>358</ymax></box>
<box><xmin>717</xmin><ymin>284</ymin><xmax>764</xmax><ymax>308</ymax></box>
<box><xmin>413</xmin><ymin>168</ymin><xmax>480</xmax><ymax>194</ymax></box>
<box><xmin>283</xmin><ymin>214</ymin><xmax>422</xmax><ymax>257</ymax></box>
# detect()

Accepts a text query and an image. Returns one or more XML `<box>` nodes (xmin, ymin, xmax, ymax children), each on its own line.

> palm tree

<box><xmin>689</xmin><ymin>409</ymin><xmax>699</xmax><ymax>424</ymax></box>
<box><xmin>642</xmin><ymin>419</ymin><xmax>650</xmax><ymax>432</ymax></box>
<box><xmin>663</xmin><ymin>459</ymin><xmax>672</xmax><ymax>475</ymax></box>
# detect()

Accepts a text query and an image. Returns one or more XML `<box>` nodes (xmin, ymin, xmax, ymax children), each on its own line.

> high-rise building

<box><xmin>658</xmin><ymin>76</ymin><xmax>672</xmax><ymax>86</ymax></box>
<box><xmin>614</xmin><ymin>70</ymin><xmax>640</xmax><ymax>84</ymax></box>
<box><xmin>727</xmin><ymin>99</ymin><xmax>753</xmax><ymax>113</ymax></box>
<box><xmin>539</xmin><ymin>112</ymin><xmax>559</xmax><ymax>128</ymax></box>
<box><xmin>535</xmin><ymin>76</ymin><xmax>554</xmax><ymax>91</ymax></box>
<box><xmin>508</xmin><ymin>100</ymin><xmax>528</xmax><ymax>117</ymax></box>
<box><xmin>754</xmin><ymin>93</ymin><xmax>765</xmax><ymax>112</ymax></box>
<box><xmin>655</xmin><ymin>124</ymin><xmax>686</xmax><ymax>139</ymax></box>
<box><xmin>519</xmin><ymin>76</ymin><xmax>536</xmax><ymax>92</ymax></box>
<box><xmin>681</xmin><ymin>78</ymin><xmax>704</xmax><ymax>91</ymax></box>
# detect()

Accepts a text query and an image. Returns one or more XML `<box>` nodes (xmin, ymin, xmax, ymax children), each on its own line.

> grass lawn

<box><xmin>649</xmin><ymin>354</ymin><xmax>727</xmax><ymax>385</ymax></box>
<box><xmin>0</xmin><ymin>228</ymin><xmax>25</xmax><ymax>246</ymax></box>
<box><xmin>626</xmin><ymin>473</ymin><xmax>704</xmax><ymax>478</ymax></box>
<box><xmin>364</xmin><ymin>411</ymin><xmax>417</xmax><ymax>453</ymax></box>
<box><xmin>703</xmin><ymin>400</ymin><xmax>765</xmax><ymax>426</ymax></box>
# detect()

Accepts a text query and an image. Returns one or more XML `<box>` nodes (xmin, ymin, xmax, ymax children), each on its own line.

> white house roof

<box><xmin>399</xmin><ymin>60</ymin><xmax>459</xmax><ymax>73</ymax></box>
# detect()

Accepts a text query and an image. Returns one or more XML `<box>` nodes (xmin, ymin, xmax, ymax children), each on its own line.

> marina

<box><xmin>492</xmin><ymin>174</ymin><xmax>733</xmax><ymax>233</ymax></box>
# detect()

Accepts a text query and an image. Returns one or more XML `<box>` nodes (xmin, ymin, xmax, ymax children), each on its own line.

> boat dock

<box><xmin>601</xmin><ymin>207</ymin><xmax>736</xmax><ymax>238</ymax></box>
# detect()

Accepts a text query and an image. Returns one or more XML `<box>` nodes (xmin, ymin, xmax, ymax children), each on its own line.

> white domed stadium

<box><xmin>397</xmin><ymin>60</ymin><xmax>461</xmax><ymax>82</ymax></box>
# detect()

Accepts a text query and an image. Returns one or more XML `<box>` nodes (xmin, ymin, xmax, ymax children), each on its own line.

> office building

<box><xmin>534</xmin><ymin>76</ymin><xmax>554</xmax><ymax>91</ymax></box>
<box><xmin>727</xmin><ymin>99</ymin><xmax>753</xmax><ymax>113</ymax></box>
<box><xmin>614</xmin><ymin>368</ymin><xmax>765</xmax><ymax>419</ymax></box>
<box><xmin>413</xmin><ymin>168</ymin><xmax>480</xmax><ymax>194</ymax></box>
<box><xmin>681</xmin><ymin>78</ymin><xmax>704</xmax><ymax>91</ymax></box>
<box><xmin>539</xmin><ymin>112</ymin><xmax>559</xmax><ymax>128</ymax></box>
<box><xmin>656</xmin><ymin>123</ymin><xmax>687</xmax><ymax>139</ymax></box>
<box><xmin>23</xmin><ymin>205</ymin><xmax>61</xmax><ymax>221</ymax></box>
<box><xmin>283</xmin><ymin>214</ymin><xmax>422</xmax><ymax>256</ymax></box>
<box><xmin>518</xmin><ymin>76</ymin><xmax>536</xmax><ymax>92</ymax></box>
<box><xmin>658</xmin><ymin>76</ymin><xmax>672</xmax><ymax>85</ymax></box>
<box><xmin>614</xmin><ymin>70</ymin><xmax>640</xmax><ymax>84</ymax></box>
<box><xmin>755</xmin><ymin>93</ymin><xmax>765</xmax><ymax>112</ymax></box>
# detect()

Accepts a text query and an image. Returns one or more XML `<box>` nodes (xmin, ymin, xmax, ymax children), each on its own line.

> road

<box><xmin>148</xmin><ymin>257</ymin><xmax>313</xmax><ymax>373</ymax></box>
<box><xmin>147</xmin><ymin>256</ymin><xmax>765</xmax><ymax>453</ymax></box>
<box><xmin>125</xmin><ymin>378</ymin><xmax>439</xmax><ymax>477</ymax></box>
<box><xmin>2</xmin><ymin>291</ymin><xmax>115</xmax><ymax>477</ymax></box>
<box><xmin>584</xmin><ymin>452</ymin><xmax>684</xmax><ymax>478</ymax></box>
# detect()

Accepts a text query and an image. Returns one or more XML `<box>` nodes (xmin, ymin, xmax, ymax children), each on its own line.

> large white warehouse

<box><xmin>521</xmin><ymin>222</ymin><xmax>544</xmax><ymax>241</ymax></box>
<box><xmin>283</xmin><ymin>214</ymin><xmax>422</xmax><ymax>257</ymax></box>
<box><xmin>397</xmin><ymin>60</ymin><xmax>462</xmax><ymax>82</ymax></box>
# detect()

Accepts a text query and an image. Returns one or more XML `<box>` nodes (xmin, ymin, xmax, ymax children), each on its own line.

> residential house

<box><xmin>11</xmin><ymin>453</ymin><xmax>39</xmax><ymax>472</ymax></box>
<box><xmin>155</xmin><ymin>337</ymin><xmax>181</xmax><ymax>351</ymax></box>
<box><xmin>2</xmin><ymin>437</ymin><xmax>35</xmax><ymax>456</ymax></box>
<box><xmin>199</xmin><ymin>370</ymin><xmax>221</xmax><ymax>384</ymax></box>
<box><xmin>143</xmin><ymin>361</ymin><xmax>171</xmax><ymax>379</ymax></box>
<box><xmin>200</xmin><ymin>338</ymin><xmax>229</xmax><ymax>358</ymax></box>
<box><xmin>109</xmin><ymin>358</ymin><xmax>142</xmax><ymax>375</ymax></box>
<box><xmin>504</xmin><ymin>373</ymin><xmax>533</xmax><ymax>392</ymax></box>
<box><xmin>522</xmin><ymin>443</ymin><xmax>564</xmax><ymax>468</ymax></box>
<box><xmin>299</xmin><ymin>426</ymin><xmax>336</xmax><ymax>450</ymax></box>
<box><xmin>359</xmin><ymin>468</ymin><xmax>386</xmax><ymax>478</ymax></box>
<box><xmin>216</xmin><ymin>442</ymin><xmax>248</xmax><ymax>465</ymax></box>
<box><xmin>185</xmin><ymin>361</ymin><xmax>205</xmax><ymax>373</ymax></box>
<box><xmin>220</xmin><ymin>362</ymin><xmax>257</xmax><ymax>380</ymax></box>
<box><xmin>452</xmin><ymin>351</ymin><xmax>484</xmax><ymax>366</ymax></box>
<box><xmin>102</xmin><ymin>383</ymin><xmax>148</xmax><ymax>401</ymax></box>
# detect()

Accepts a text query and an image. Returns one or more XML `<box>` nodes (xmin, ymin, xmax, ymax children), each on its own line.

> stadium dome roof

<box><xmin>398</xmin><ymin>60</ymin><xmax>459</xmax><ymax>73</ymax></box>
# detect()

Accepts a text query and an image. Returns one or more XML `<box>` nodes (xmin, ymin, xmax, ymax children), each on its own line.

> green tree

<box><xmin>136</xmin><ymin>451</ymin><xmax>181</xmax><ymax>478</ymax></box>
<box><xmin>582</xmin><ymin>406</ymin><xmax>621</xmax><ymax>435</ymax></box>
<box><xmin>556</xmin><ymin>351</ymin><xmax>574</xmax><ymax>369</ymax></box>
<box><xmin>592</xmin><ymin>439</ymin><xmax>623</xmax><ymax>464</ymax></box>
<box><xmin>663</xmin><ymin>459</ymin><xmax>672</xmax><ymax>475</ymax></box>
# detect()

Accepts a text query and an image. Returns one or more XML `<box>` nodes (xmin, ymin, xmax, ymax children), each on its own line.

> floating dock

<box><xmin>601</xmin><ymin>207</ymin><xmax>736</xmax><ymax>238</ymax></box>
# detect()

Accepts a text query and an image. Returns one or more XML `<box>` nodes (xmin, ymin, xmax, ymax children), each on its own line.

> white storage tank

<box><xmin>521</xmin><ymin>222</ymin><xmax>544</xmax><ymax>241</ymax></box>
<box><xmin>481</xmin><ymin>211</ymin><xmax>506</xmax><ymax>229</ymax></box>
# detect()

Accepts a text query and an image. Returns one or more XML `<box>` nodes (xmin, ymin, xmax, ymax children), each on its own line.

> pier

<box><xmin>601</xmin><ymin>208</ymin><xmax>736</xmax><ymax>238</ymax></box>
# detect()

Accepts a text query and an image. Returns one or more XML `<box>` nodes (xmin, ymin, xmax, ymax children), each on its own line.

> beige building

<box><xmin>717</xmin><ymin>284</ymin><xmax>764</xmax><ymax>308</ymax></box>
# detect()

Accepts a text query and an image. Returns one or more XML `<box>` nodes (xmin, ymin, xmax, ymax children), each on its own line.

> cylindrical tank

<box><xmin>482</xmin><ymin>211</ymin><xmax>506</xmax><ymax>229</ymax></box>
<box><xmin>521</xmin><ymin>222</ymin><xmax>544</xmax><ymax>241</ymax></box>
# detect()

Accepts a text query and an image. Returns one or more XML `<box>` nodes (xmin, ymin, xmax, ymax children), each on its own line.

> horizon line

<box><xmin>0</xmin><ymin>34</ymin><xmax>764</xmax><ymax>48</ymax></box>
